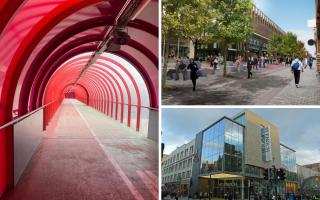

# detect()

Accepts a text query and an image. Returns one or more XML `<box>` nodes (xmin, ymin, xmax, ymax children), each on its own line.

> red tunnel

<box><xmin>0</xmin><ymin>0</ymin><xmax>158</xmax><ymax>196</ymax></box>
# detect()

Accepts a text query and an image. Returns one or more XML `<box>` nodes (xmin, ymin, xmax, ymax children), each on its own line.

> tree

<box><xmin>162</xmin><ymin>0</ymin><xmax>214</xmax><ymax>88</ymax></box>
<box><xmin>267</xmin><ymin>32</ymin><xmax>309</xmax><ymax>59</ymax></box>
<box><xmin>210</xmin><ymin>0</ymin><xmax>254</xmax><ymax>76</ymax></box>
<box><xmin>281</xmin><ymin>32</ymin><xmax>300</xmax><ymax>57</ymax></box>
<box><xmin>268</xmin><ymin>33</ymin><xmax>283</xmax><ymax>59</ymax></box>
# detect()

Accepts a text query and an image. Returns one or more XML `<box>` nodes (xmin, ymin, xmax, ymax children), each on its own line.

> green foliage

<box><xmin>210</xmin><ymin>0</ymin><xmax>254</xmax><ymax>76</ymax></box>
<box><xmin>267</xmin><ymin>32</ymin><xmax>309</xmax><ymax>58</ymax></box>
<box><xmin>210</xmin><ymin>0</ymin><xmax>254</xmax><ymax>43</ymax></box>
<box><xmin>268</xmin><ymin>33</ymin><xmax>283</xmax><ymax>56</ymax></box>
<box><xmin>162</xmin><ymin>0</ymin><xmax>215</xmax><ymax>43</ymax></box>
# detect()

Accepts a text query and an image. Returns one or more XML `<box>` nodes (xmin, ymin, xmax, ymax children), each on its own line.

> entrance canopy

<box><xmin>200</xmin><ymin>173</ymin><xmax>244</xmax><ymax>179</ymax></box>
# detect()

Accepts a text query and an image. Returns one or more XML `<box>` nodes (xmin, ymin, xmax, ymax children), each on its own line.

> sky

<box><xmin>162</xmin><ymin>108</ymin><xmax>320</xmax><ymax>165</ymax></box>
<box><xmin>252</xmin><ymin>0</ymin><xmax>316</xmax><ymax>55</ymax></box>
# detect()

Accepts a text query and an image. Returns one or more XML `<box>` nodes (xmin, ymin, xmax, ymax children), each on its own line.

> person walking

<box><xmin>291</xmin><ymin>56</ymin><xmax>303</xmax><ymax>88</ymax></box>
<box><xmin>213</xmin><ymin>56</ymin><xmax>218</xmax><ymax>70</ymax></box>
<box><xmin>235</xmin><ymin>55</ymin><xmax>241</xmax><ymax>72</ymax></box>
<box><xmin>308</xmin><ymin>57</ymin><xmax>313</xmax><ymax>69</ymax></box>
<box><xmin>175</xmin><ymin>57</ymin><xmax>181</xmax><ymax>80</ymax></box>
<box><xmin>187</xmin><ymin>58</ymin><xmax>199</xmax><ymax>91</ymax></box>
<box><xmin>247</xmin><ymin>56</ymin><xmax>253</xmax><ymax>79</ymax></box>
<box><xmin>303</xmin><ymin>57</ymin><xmax>308</xmax><ymax>69</ymax></box>
<box><xmin>262</xmin><ymin>55</ymin><xmax>266</xmax><ymax>68</ymax></box>
<box><xmin>253</xmin><ymin>56</ymin><xmax>258</xmax><ymax>70</ymax></box>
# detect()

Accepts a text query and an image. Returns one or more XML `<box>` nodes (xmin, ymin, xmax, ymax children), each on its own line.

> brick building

<box><xmin>163</xmin><ymin>6</ymin><xmax>285</xmax><ymax>61</ymax></box>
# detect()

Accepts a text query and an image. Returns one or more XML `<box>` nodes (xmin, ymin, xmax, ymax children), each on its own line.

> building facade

<box><xmin>280</xmin><ymin>144</ymin><xmax>299</xmax><ymax>197</ymax></box>
<box><xmin>163</xmin><ymin>6</ymin><xmax>285</xmax><ymax>61</ymax></box>
<box><xmin>162</xmin><ymin>110</ymin><xmax>320</xmax><ymax>199</ymax></box>
<box><xmin>303</xmin><ymin>163</ymin><xmax>320</xmax><ymax>172</ymax></box>
<box><xmin>187</xmin><ymin>110</ymin><xmax>285</xmax><ymax>199</ymax></box>
<box><xmin>162</xmin><ymin>139</ymin><xmax>195</xmax><ymax>195</ymax></box>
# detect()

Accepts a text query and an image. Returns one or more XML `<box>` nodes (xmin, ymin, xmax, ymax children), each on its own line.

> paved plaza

<box><xmin>162</xmin><ymin>62</ymin><xmax>320</xmax><ymax>105</ymax></box>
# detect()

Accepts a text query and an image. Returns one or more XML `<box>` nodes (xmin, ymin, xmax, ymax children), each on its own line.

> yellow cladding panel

<box><xmin>244</xmin><ymin>110</ymin><xmax>281</xmax><ymax>169</ymax></box>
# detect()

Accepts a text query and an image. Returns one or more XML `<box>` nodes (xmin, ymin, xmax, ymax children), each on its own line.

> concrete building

<box><xmin>297</xmin><ymin>164</ymin><xmax>320</xmax><ymax>197</ymax></box>
<box><xmin>303</xmin><ymin>163</ymin><xmax>320</xmax><ymax>172</ymax></box>
<box><xmin>162</xmin><ymin>139</ymin><xmax>195</xmax><ymax>195</ymax></box>
<box><xmin>297</xmin><ymin>164</ymin><xmax>320</xmax><ymax>185</ymax></box>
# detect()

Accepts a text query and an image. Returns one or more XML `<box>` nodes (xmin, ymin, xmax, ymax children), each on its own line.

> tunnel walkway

<box><xmin>2</xmin><ymin>99</ymin><xmax>158</xmax><ymax>200</ymax></box>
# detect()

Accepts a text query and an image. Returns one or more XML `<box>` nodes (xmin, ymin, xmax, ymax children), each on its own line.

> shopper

<box><xmin>235</xmin><ymin>55</ymin><xmax>241</xmax><ymax>72</ymax></box>
<box><xmin>303</xmin><ymin>57</ymin><xmax>308</xmax><ymax>69</ymax></box>
<box><xmin>187</xmin><ymin>58</ymin><xmax>199</xmax><ymax>91</ymax></box>
<box><xmin>291</xmin><ymin>56</ymin><xmax>303</xmax><ymax>88</ymax></box>
<box><xmin>247</xmin><ymin>56</ymin><xmax>253</xmax><ymax>79</ymax></box>
<box><xmin>213</xmin><ymin>56</ymin><xmax>218</xmax><ymax>70</ymax></box>
<box><xmin>175</xmin><ymin>57</ymin><xmax>181</xmax><ymax>80</ymax></box>
<box><xmin>308</xmin><ymin>57</ymin><xmax>313</xmax><ymax>69</ymax></box>
<box><xmin>253</xmin><ymin>56</ymin><xmax>258</xmax><ymax>70</ymax></box>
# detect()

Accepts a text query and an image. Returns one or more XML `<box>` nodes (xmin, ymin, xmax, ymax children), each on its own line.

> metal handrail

<box><xmin>0</xmin><ymin>101</ymin><xmax>55</xmax><ymax>130</ymax></box>
<box><xmin>78</xmin><ymin>98</ymin><xmax>158</xmax><ymax>111</ymax></box>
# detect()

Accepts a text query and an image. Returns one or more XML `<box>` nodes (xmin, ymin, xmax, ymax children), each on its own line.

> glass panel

<box><xmin>130</xmin><ymin>106</ymin><xmax>137</xmax><ymax>130</ymax></box>
<box><xmin>139</xmin><ymin>107</ymin><xmax>149</xmax><ymax>136</ymax></box>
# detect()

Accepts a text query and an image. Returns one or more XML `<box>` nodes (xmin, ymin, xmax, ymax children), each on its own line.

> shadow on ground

<box><xmin>162</xmin><ymin>71</ymin><xmax>292</xmax><ymax>105</ymax></box>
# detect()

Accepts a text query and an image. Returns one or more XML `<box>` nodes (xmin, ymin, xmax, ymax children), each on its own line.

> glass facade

<box><xmin>234</xmin><ymin>113</ymin><xmax>246</xmax><ymax>126</ymax></box>
<box><xmin>200</xmin><ymin>118</ymin><xmax>244</xmax><ymax>175</ymax></box>
<box><xmin>280</xmin><ymin>144</ymin><xmax>297</xmax><ymax>173</ymax></box>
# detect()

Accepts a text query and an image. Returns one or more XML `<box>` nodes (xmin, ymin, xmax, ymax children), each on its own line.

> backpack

<box><xmin>292</xmin><ymin>62</ymin><xmax>299</xmax><ymax>70</ymax></box>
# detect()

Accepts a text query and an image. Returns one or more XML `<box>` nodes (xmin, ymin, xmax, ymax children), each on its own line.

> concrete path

<box><xmin>162</xmin><ymin>63</ymin><xmax>320</xmax><ymax>105</ymax></box>
<box><xmin>2</xmin><ymin>99</ymin><xmax>158</xmax><ymax>200</ymax></box>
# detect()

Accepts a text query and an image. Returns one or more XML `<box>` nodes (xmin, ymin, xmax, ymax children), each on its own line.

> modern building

<box><xmin>280</xmin><ymin>144</ymin><xmax>299</xmax><ymax>196</ymax></box>
<box><xmin>162</xmin><ymin>139</ymin><xmax>195</xmax><ymax>195</ymax></box>
<box><xmin>297</xmin><ymin>164</ymin><xmax>320</xmax><ymax>197</ymax></box>
<box><xmin>303</xmin><ymin>163</ymin><xmax>320</xmax><ymax>172</ymax></box>
<box><xmin>186</xmin><ymin>110</ymin><xmax>285</xmax><ymax>199</ymax></box>
<box><xmin>163</xmin><ymin>6</ymin><xmax>285</xmax><ymax>61</ymax></box>
<box><xmin>162</xmin><ymin>110</ymin><xmax>306</xmax><ymax>199</ymax></box>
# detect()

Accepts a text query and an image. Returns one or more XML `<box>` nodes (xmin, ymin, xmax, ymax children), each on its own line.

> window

<box><xmin>185</xmin><ymin>149</ymin><xmax>188</xmax><ymax>156</ymax></box>
<box><xmin>190</xmin><ymin>146</ymin><xmax>194</xmax><ymax>155</ymax></box>
<box><xmin>183</xmin><ymin>160</ymin><xmax>187</xmax><ymax>169</ymax></box>
<box><xmin>188</xmin><ymin>158</ymin><xmax>192</xmax><ymax>167</ymax></box>
<box><xmin>186</xmin><ymin>170</ymin><xmax>191</xmax><ymax>178</ymax></box>
<box><xmin>182</xmin><ymin>172</ymin><xmax>186</xmax><ymax>179</ymax></box>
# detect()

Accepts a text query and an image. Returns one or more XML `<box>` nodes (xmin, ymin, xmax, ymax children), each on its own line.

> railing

<box><xmin>75</xmin><ymin>97</ymin><xmax>158</xmax><ymax>141</ymax></box>
<box><xmin>0</xmin><ymin>101</ymin><xmax>55</xmax><ymax>130</ymax></box>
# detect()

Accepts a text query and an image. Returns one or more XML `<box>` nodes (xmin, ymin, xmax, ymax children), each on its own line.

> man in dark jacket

<box><xmin>187</xmin><ymin>58</ymin><xmax>199</xmax><ymax>91</ymax></box>
<box><xmin>247</xmin><ymin>56</ymin><xmax>253</xmax><ymax>79</ymax></box>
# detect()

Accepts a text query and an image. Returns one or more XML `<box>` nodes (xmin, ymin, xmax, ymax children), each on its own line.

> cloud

<box><xmin>296</xmin><ymin>148</ymin><xmax>320</xmax><ymax>165</ymax></box>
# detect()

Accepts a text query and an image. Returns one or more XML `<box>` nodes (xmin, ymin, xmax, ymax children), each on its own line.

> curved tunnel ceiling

<box><xmin>0</xmin><ymin>0</ymin><xmax>158</xmax><ymax>127</ymax></box>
